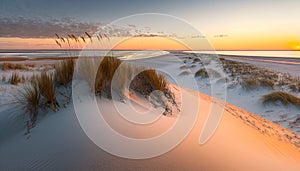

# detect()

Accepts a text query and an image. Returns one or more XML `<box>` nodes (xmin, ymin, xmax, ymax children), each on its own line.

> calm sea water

<box><xmin>0</xmin><ymin>50</ymin><xmax>300</xmax><ymax>59</ymax></box>
<box><xmin>193</xmin><ymin>51</ymin><xmax>300</xmax><ymax>58</ymax></box>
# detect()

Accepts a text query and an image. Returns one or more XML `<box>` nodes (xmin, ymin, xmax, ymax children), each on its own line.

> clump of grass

<box><xmin>1</xmin><ymin>63</ymin><xmax>28</xmax><ymax>71</ymax></box>
<box><xmin>77</xmin><ymin>56</ymin><xmax>171</xmax><ymax>110</ymax></box>
<box><xmin>192</xmin><ymin>58</ymin><xmax>201</xmax><ymax>63</ymax></box>
<box><xmin>207</xmin><ymin>69</ymin><xmax>222</xmax><ymax>78</ymax></box>
<box><xmin>195</xmin><ymin>68</ymin><xmax>222</xmax><ymax>79</ymax></box>
<box><xmin>2</xmin><ymin>75</ymin><xmax>6</xmax><ymax>82</ymax></box>
<box><xmin>17</xmin><ymin>81</ymin><xmax>40</xmax><ymax>125</ymax></box>
<box><xmin>9</xmin><ymin>72</ymin><xmax>21</xmax><ymax>85</ymax></box>
<box><xmin>21</xmin><ymin>75</ymin><xmax>26</xmax><ymax>83</ymax></box>
<box><xmin>130</xmin><ymin>69</ymin><xmax>167</xmax><ymax>96</ymax></box>
<box><xmin>180</xmin><ymin>65</ymin><xmax>196</xmax><ymax>70</ymax></box>
<box><xmin>94</xmin><ymin>57</ymin><xmax>122</xmax><ymax>98</ymax></box>
<box><xmin>289</xmin><ymin>84</ymin><xmax>299</xmax><ymax>92</ymax></box>
<box><xmin>77</xmin><ymin>57</ymin><xmax>100</xmax><ymax>89</ymax></box>
<box><xmin>195</xmin><ymin>68</ymin><xmax>209</xmax><ymax>78</ymax></box>
<box><xmin>241</xmin><ymin>79</ymin><xmax>274</xmax><ymax>91</ymax></box>
<box><xmin>37</xmin><ymin>72</ymin><xmax>59</xmax><ymax>110</ymax></box>
<box><xmin>262</xmin><ymin>91</ymin><xmax>300</xmax><ymax>108</ymax></box>
<box><xmin>180</xmin><ymin>65</ymin><xmax>188</xmax><ymax>70</ymax></box>
<box><xmin>79</xmin><ymin>57</ymin><xmax>168</xmax><ymax>101</ymax></box>
<box><xmin>216</xmin><ymin>77</ymin><xmax>229</xmax><ymax>84</ymax></box>
<box><xmin>179</xmin><ymin>71</ymin><xmax>191</xmax><ymax>76</ymax></box>
<box><xmin>55</xmin><ymin>59</ymin><xmax>75</xmax><ymax>86</ymax></box>
<box><xmin>259</xmin><ymin>79</ymin><xmax>274</xmax><ymax>89</ymax></box>
<box><xmin>241</xmin><ymin>79</ymin><xmax>258</xmax><ymax>91</ymax></box>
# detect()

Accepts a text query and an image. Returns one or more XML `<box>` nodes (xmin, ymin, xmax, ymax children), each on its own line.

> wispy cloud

<box><xmin>0</xmin><ymin>17</ymin><xmax>106</xmax><ymax>38</ymax></box>
<box><xmin>213</xmin><ymin>34</ymin><xmax>229</xmax><ymax>38</ymax></box>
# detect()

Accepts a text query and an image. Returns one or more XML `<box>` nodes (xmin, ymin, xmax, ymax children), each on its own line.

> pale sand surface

<box><xmin>0</xmin><ymin>52</ymin><xmax>300</xmax><ymax>170</ymax></box>
<box><xmin>0</xmin><ymin>85</ymin><xmax>299</xmax><ymax>170</ymax></box>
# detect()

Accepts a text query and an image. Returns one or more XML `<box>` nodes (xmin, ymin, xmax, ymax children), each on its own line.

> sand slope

<box><xmin>1</xmin><ymin>84</ymin><xmax>299</xmax><ymax>170</ymax></box>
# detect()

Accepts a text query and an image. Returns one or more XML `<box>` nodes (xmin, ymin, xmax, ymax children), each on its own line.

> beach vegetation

<box><xmin>259</xmin><ymin>79</ymin><xmax>274</xmax><ymax>89</ymax></box>
<box><xmin>241</xmin><ymin>79</ymin><xmax>258</xmax><ymax>90</ymax></box>
<box><xmin>2</xmin><ymin>75</ymin><xmax>6</xmax><ymax>82</ymax></box>
<box><xmin>180</xmin><ymin>65</ymin><xmax>196</xmax><ymax>70</ymax></box>
<box><xmin>192</xmin><ymin>58</ymin><xmax>201</xmax><ymax>63</ymax></box>
<box><xmin>54</xmin><ymin>59</ymin><xmax>76</xmax><ymax>86</ymax></box>
<box><xmin>17</xmin><ymin>81</ymin><xmax>40</xmax><ymax>125</ymax></box>
<box><xmin>195</xmin><ymin>68</ymin><xmax>209</xmax><ymax>78</ymax></box>
<box><xmin>37</xmin><ymin>72</ymin><xmax>59</xmax><ymax>110</ymax></box>
<box><xmin>9</xmin><ymin>72</ymin><xmax>21</xmax><ymax>85</ymax></box>
<box><xmin>1</xmin><ymin>63</ymin><xmax>28</xmax><ymax>71</ymax></box>
<box><xmin>130</xmin><ymin>69</ymin><xmax>167</xmax><ymax>97</ymax></box>
<box><xmin>263</xmin><ymin>91</ymin><xmax>300</xmax><ymax>108</ymax></box>
<box><xmin>216</xmin><ymin>77</ymin><xmax>229</xmax><ymax>84</ymax></box>
<box><xmin>179</xmin><ymin>71</ymin><xmax>191</xmax><ymax>76</ymax></box>
<box><xmin>207</xmin><ymin>69</ymin><xmax>222</xmax><ymax>78</ymax></box>
<box><xmin>289</xmin><ymin>84</ymin><xmax>300</xmax><ymax>92</ymax></box>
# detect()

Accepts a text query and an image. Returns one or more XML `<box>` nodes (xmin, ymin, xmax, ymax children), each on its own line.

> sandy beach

<box><xmin>0</xmin><ymin>51</ymin><xmax>300</xmax><ymax>170</ymax></box>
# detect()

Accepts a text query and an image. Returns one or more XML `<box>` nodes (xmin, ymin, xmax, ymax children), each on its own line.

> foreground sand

<box><xmin>1</xmin><ymin>84</ymin><xmax>299</xmax><ymax>170</ymax></box>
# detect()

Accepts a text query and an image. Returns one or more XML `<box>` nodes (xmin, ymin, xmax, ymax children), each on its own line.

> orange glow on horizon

<box><xmin>112</xmin><ymin>37</ymin><xmax>190</xmax><ymax>50</ymax></box>
<box><xmin>0</xmin><ymin>36</ymin><xmax>300</xmax><ymax>51</ymax></box>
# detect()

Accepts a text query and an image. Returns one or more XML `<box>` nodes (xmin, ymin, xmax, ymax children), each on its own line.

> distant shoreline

<box><xmin>218</xmin><ymin>54</ymin><xmax>300</xmax><ymax>63</ymax></box>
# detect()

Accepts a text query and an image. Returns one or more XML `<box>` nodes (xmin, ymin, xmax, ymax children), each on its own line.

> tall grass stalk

<box><xmin>18</xmin><ymin>81</ymin><xmax>40</xmax><ymax>125</ymax></box>
<box><xmin>37</xmin><ymin>72</ymin><xmax>59</xmax><ymax>110</ymax></box>
<box><xmin>55</xmin><ymin>59</ymin><xmax>75</xmax><ymax>86</ymax></box>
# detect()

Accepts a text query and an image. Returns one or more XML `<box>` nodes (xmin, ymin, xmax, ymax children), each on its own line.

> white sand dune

<box><xmin>1</xmin><ymin>51</ymin><xmax>300</xmax><ymax>170</ymax></box>
<box><xmin>1</xmin><ymin>84</ymin><xmax>300</xmax><ymax>170</ymax></box>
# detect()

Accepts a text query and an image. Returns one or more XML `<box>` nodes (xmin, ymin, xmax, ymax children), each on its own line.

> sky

<box><xmin>1</xmin><ymin>0</ymin><xmax>300</xmax><ymax>50</ymax></box>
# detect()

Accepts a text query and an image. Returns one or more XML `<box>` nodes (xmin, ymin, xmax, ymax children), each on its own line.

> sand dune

<box><xmin>1</xmin><ymin>52</ymin><xmax>300</xmax><ymax>170</ymax></box>
<box><xmin>1</xmin><ymin>84</ymin><xmax>299</xmax><ymax>170</ymax></box>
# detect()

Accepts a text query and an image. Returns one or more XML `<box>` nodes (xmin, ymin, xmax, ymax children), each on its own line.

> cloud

<box><xmin>0</xmin><ymin>17</ymin><xmax>131</xmax><ymax>38</ymax></box>
<box><xmin>0</xmin><ymin>17</ymin><xmax>229</xmax><ymax>41</ymax></box>
<box><xmin>213</xmin><ymin>34</ymin><xmax>229</xmax><ymax>38</ymax></box>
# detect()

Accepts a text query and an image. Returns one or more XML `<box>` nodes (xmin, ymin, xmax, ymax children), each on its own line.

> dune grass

<box><xmin>9</xmin><ymin>72</ymin><xmax>21</xmax><ymax>85</ymax></box>
<box><xmin>2</xmin><ymin>75</ymin><xmax>6</xmax><ymax>82</ymax></box>
<box><xmin>192</xmin><ymin>58</ymin><xmax>201</xmax><ymax>63</ymax></box>
<box><xmin>94</xmin><ymin>57</ymin><xmax>122</xmax><ymax>98</ymax></box>
<box><xmin>15</xmin><ymin>54</ymin><xmax>171</xmax><ymax>127</ymax></box>
<box><xmin>263</xmin><ymin>91</ymin><xmax>300</xmax><ymax>108</ymax></box>
<box><xmin>92</xmin><ymin>57</ymin><xmax>168</xmax><ymax>100</ymax></box>
<box><xmin>73</xmin><ymin>56</ymin><xmax>169</xmax><ymax>101</ymax></box>
<box><xmin>207</xmin><ymin>69</ymin><xmax>222</xmax><ymax>78</ymax></box>
<box><xmin>37</xmin><ymin>72</ymin><xmax>59</xmax><ymax>110</ymax></box>
<box><xmin>18</xmin><ymin>81</ymin><xmax>40</xmax><ymax>125</ymax></box>
<box><xmin>17</xmin><ymin>68</ymin><xmax>63</xmax><ymax>124</ymax></box>
<box><xmin>289</xmin><ymin>84</ymin><xmax>300</xmax><ymax>92</ymax></box>
<box><xmin>195</xmin><ymin>68</ymin><xmax>209</xmax><ymax>78</ymax></box>
<box><xmin>241</xmin><ymin>79</ymin><xmax>258</xmax><ymax>90</ymax></box>
<box><xmin>216</xmin><ymin>77</ymin><xmax>229</xmax><ymax>84</ymax></box>
<box><xmin>241</xmin><ymin>79</ymin><xmax>274</xmax><ymax>91</ymax></box>
<box><xmin>1</xmin><ymin>63</ymin><xmax>28</xmax><ymax>71</ymax></box>
<box><xmin>179</xmin><ymin>71</ymin><xmax>191</xmax><ymax>76</ymax></box>
<box><xmin>259</xmin><ymin>79</ymin><xmax>274</xmax><ymax>89</ymax></box>
<box><xmin>180</xmin><ymin>65</ymin><xmax>196</xmax><ymax>70</ymax></box>
<box><xmin>17</xmin><ymin>70</ymin><xmax>60</xmax><ymax>126</ymax></box>
<box><xmin>195</xmin><ymin>68</ymin><xmax>221</xmax><ymax>79</ymax></box>
<box><xmin>55</xmin><ymin>59</ymin><xmax>76</xmax><ymax>86</ymax></box>
<box><xmin>130</xmin><ymin>69</ymin><xmax>167</xmax><ymax>97</ymax></box>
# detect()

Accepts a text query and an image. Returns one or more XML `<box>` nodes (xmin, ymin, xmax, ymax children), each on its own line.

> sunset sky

<box><xmin>1</xmin><ymin>0</ymin><xmax>300</xmax><ymax>50</ymax></box>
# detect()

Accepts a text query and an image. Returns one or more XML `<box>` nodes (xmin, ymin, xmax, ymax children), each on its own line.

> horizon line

<box><xmin>0</xmin><ymin>49</ymin><xmax>299</xmax><ymax>52</ymax></box>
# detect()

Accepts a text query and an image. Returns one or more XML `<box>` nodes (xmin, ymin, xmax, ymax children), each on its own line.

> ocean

<box><xmin>0</xmin><ymin>50</ymin><xmax>300</xmax><ymax>59</ymax></box>
<box><xmin>192</xmin><ymin>51</ymin><xmax>300</xmax><ymax>58</ymax></box>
